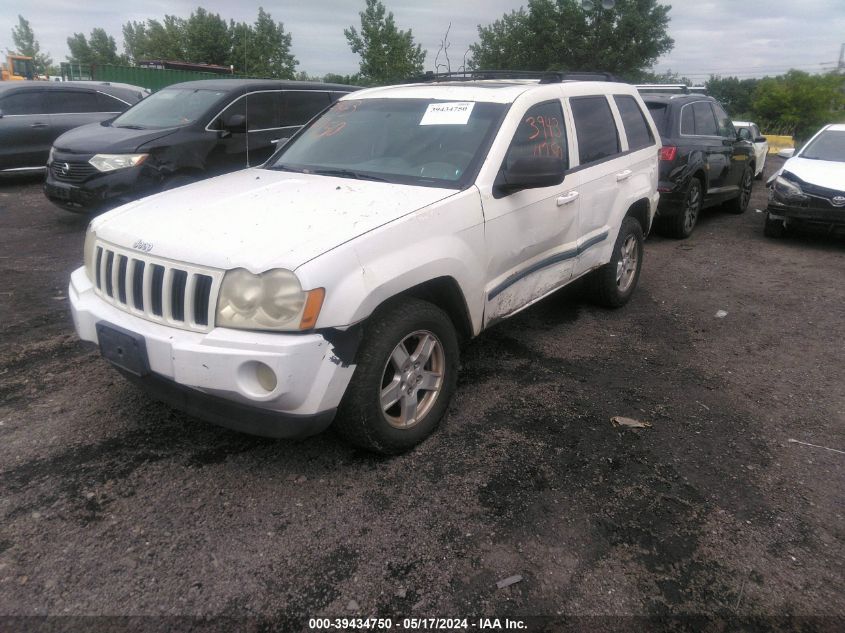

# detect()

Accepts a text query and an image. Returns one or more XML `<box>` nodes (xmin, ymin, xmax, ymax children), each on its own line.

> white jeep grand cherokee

<box><xmin>70</xmin><ymin>74</ymin><xmax>660</xmax><ymax>454</ymax></box>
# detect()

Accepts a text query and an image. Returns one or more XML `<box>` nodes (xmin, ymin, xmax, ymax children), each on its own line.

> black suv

<box><xmin>45</xmin><ymin>79</ymin><xmax>358</xmax><ymax>212</ymax></box>
<box><xmin>642</xmin><ymin>92</ymin><xmax>755</xmax><ymax>238</ymax></box>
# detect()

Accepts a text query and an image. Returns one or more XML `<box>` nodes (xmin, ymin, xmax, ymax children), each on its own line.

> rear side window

<box><xmin>97</xmin><ymin>92</ymin><xmax>130</xmax><ymax>113</ymax></box>
<box><xmin>691</xmin><ymin>102</ymin><xmax>718</xmax><ymax>136</ymax></box>
<box><xmin>614</xmin><ymin>95</ymin><xmax>654</xmax><ymax>151</ymax></box>
<box><xmin>46</xmin><ymin>90</ymin><xmax>100</xmax><ymax>114</ymax></box>
<box><xmin>0</xmin><ymin>90</ymin><xmax>44</xmax><ymax>115</ymax></box>
<box><xmin>571</xmin><ymin>95</ymin><xmax>620</xmax><ymax>164</ymax></box>
<box><xmin>680</xmin><ymin>105</ymin><xmax>695</xmax><ymax>135</ymax></box>
<box><xmin>283</xmin><ymin>91</ymin><xmax>331</xmax><ymax>126</ymax></box>
<box><xmin>503</xmin><ymin>100</ymin><xmax>568</xmax><ymax>172</ymax></box>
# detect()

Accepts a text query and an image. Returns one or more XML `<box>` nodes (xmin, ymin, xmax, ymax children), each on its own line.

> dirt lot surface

<box><xmin>1</xmin><ymin>160</ymin><xmax>843</xmax><ymax>631</ymax></box>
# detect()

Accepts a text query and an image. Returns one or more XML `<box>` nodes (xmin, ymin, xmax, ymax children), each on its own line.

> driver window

<box><xmin>504</xmin><ymin>101</ymin><xmax>568</xmax><ymax>172</ymax></box>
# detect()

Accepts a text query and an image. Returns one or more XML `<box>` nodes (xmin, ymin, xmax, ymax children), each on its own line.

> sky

<box><xmin>0</xmin><ymin>0</ymin><xmax>843</xmax><ymax>81</ymax></box>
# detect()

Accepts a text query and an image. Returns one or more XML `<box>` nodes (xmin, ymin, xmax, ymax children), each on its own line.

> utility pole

<box><xmin>839</xmin><ymin>43</ymin><xmax>844</xmax><ymax>74</ymax></box>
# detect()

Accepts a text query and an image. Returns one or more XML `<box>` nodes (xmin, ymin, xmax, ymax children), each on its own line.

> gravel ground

<box><xmin>1</xmin><ymin>159</ymin><xmax>843</xmax><ymax>632</ymax></box>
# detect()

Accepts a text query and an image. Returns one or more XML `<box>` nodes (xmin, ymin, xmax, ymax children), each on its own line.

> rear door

<box><xmin>46</xmin><ymin>89</ymin><xmax>114</xmax><ymax>138</ymax></box>
<box><xmin>712</xmin><ymin>102</ymin><xmax>746</xmax><ymax>187</ymax></box>
<box><xmin>688</xmin><ymin>101</ymin><xmax>731</xmax><ymax>190</ymax></box>
<box><xmin>568</xmin><ymin>94</ymin><xmax>628</xmax><ymax>278</ymax></box>
<box><xmin>0</xmin><ymin>88</ymin><xmax>51</xmax><ymax>170</ymax></box>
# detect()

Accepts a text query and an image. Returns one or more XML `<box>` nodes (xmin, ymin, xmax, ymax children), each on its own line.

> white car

<box><xmin>69</xmin><ymin>74</ymin><xmax>660</xmax><ymax>453</ymax></box>
<box><xmin>733</xmin><ymin>120</ymin><xmax>769</xmax><ymax>179</ymax></box>
<box><xmin>764</xmin><ymin>123</ymin><xmax>845</xmax><ymax>237</ymax></box>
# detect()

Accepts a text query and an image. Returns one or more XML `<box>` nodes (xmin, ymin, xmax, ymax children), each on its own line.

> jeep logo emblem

<box><xmin>132</xmin><ymin>239</ymin><xmax>153</xmax><ymax>253</ymax></box>
<box><xmin>832</xmin><ymin>196</ymin><xmax>845</xmax><ymax>207</ymax></box>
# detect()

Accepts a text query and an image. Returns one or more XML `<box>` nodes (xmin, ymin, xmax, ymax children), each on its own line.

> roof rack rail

<box><xmin>409</xmin><ymin>70</ymin><xmax>621</xmax><ymax>84</ymax></box>
<box><xmin>635</xmin><ymin>83</ymin><xmax>708</xmax><ymax>95</ymax></box>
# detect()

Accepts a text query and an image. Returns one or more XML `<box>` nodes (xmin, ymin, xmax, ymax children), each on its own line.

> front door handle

<box><xmin>616</xmin><ymin>169</ymin><xmax>632</xmax><ymax>182</ymax></box>
<box><xmin>557</xmin><ymin>191</ymin><xmax>579</xmax><ymax>206</ymax></box>
<box><xmin>30</xmin><ymin>122</ymin><xmax>49</xmax><ymax>128</ymax></box>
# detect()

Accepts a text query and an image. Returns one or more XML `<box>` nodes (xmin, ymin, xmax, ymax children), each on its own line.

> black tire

<box><xmin>334</xmin><ymin>298</ymin><xmax>459</xmax><ymax>454</ymax></box>
<box><xmin>664</xmin><ymin>178</ymin><xmax>702</xmax><ymax>239</ymax></box>
<box><xmin>589</xmin><ymin>216</ymin><xmax>644</xmax><ymax>309</ymax></box>
<box><xmin>726</xmin><ymin>166</ymin><xmax>753</xmax><ymax>214</ymax></box>
<box><xmin>763</xmin><ymin>212</ymin><xmax>786</xmax><ymax>238</ymax></box>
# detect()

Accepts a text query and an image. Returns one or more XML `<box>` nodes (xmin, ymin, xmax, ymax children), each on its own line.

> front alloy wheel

<box><xmin>380</xmin><ymin>331</ymin><xmax>445</xmax><ymax>429</ymax></box>
<box><xmin>335</xmin><ymin>298</ymin><xmax>459</xmax><ymax>454</ymax></box>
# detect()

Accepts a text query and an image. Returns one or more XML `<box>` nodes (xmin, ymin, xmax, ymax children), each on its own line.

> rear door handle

<box><xmin>616</xmin><ymin>169</ymin><xmax>632</xmax><ymax>182</ymax></box>
<box><xmin>30</xmin><ymin>122</ymin><xmax>49</xmax><ymax>128</ymax></box>
<box><xmin>556</xmin><ymin>191</ymin><xmax>579</xmax><ymax>206</ymax></box>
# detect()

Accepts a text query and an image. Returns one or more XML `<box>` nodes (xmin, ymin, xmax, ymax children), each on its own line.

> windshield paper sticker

<box><xmin>420</xmin><ymin>102</ymin><xmax>475</xmax><ymax>125</ymax></box>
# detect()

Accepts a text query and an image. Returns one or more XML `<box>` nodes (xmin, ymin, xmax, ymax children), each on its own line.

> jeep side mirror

<box><xmin>499</xmin><ymin>157</ymin><xmax>565</xmax><ymax>193</ymax></box>
<box><xmin>755</xmin><ymin>136</ymin><xmax>767</xmax><ymax>143</ymax></box>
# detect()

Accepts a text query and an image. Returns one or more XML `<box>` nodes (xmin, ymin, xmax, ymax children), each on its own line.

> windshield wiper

<box><xmin>310</xmin><ymin>168</ymin><xmax>389</xmax><ymax>182</ymax></box>
<box><xmin>115</xmin><ymin>124</ymin><xmax>146</xmax><ymax>130</ymax></box>
<box><xmin>269</xmin><ymin>164</ymin><xmax>308</xmax><ymax>173</ymax></box>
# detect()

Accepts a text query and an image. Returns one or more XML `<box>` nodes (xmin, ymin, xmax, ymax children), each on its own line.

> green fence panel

<box><xmin>91</xmin><ymin>65</ymin><xmax>250</xmax><ymax>92</ymax></box>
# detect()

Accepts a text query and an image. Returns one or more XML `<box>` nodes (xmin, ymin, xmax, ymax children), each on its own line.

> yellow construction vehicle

<box><xmin>1</xmin><ymin>54</ymin><xmax>35</xmax><ymax>80</ymax></box>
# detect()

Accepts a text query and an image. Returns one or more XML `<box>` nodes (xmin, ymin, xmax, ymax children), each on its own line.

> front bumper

<box><xmin>69</xmin><ymin>267</ymin><xmax>356</xmax><ymax>438</ymax></box>
<box><xmin>766</xmin><ymin>201</ymin><xmax>845</xmax><ymax>226</ymax></box>
<box><xmin>44</xmin><ymin>161</ymin><xmax>159</xmax><ymax>212</ymax></box>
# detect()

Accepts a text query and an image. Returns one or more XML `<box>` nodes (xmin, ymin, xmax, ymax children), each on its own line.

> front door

<box><xmin>481</xmin><ymin>99</ymin><xmax>580</xmax><ymax>325</ymax></box>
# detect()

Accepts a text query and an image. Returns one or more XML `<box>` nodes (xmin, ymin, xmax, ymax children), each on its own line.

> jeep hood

<box><xmin>53</xmin><ymin>122</ymin><xmax>179</xmax><ymax>154</ymax></box>
<box><xmin>783</xmin><ymin>156</ymin><xmax>845</xmax><ymax>191</ymax></box>
<box><xmin>92</xmin><ymin>168</ymin><xmax>457</xmax><ymax>271</ymax></box>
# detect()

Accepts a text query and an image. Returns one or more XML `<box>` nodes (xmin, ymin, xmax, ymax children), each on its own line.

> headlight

<box><xmin>770</xmin><ymin>174</ymin><xmax>807</xmax><ymax>205</ymax></box>
<box><xmin>88</xmin><ymin>153</ymin><xmax>148</xmax><ymax>172</ymax></box>
<box><xmin>216</xmin><ymin>268</ymin><xmax>325</xmax><ymax>331</ymax></box>
<box><xmin>83</xmin><ymin>226</ymin><xmax>97</xmax><ymax>282</ymax></box>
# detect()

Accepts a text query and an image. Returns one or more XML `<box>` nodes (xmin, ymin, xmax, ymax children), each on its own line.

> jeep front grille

<box><xmin>93</xmin><ymin>241</ymin><xmax>223</xmax><ymax>333</ymax></box>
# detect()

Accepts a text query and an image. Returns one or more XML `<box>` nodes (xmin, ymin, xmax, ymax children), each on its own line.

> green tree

<box><xmin>344</xmin><ymin>0</ymin><xmax>425</xmax><ymax>85</ymax></box>
<box><xmin>249</xmin><ymin>7</ymin><xmax>297</xmax><ymax>78</ymax></box>
<box><xmin>751</xmin><ymin>70</ymin><xmax>844</xmax><ymax>140</ymax></box>
<box><xmin>705</xmin><ymin>76</ymin><xmax>759</xmax><ymax>116</ymax></box>
<box><xmin>9</xmin><ymin>15</ymin><xmax>52</xmax><ymax>73</ymax></box>
<box><xmin>469</xmin><ymin>0</ymin><xmax>673</xmax><ymax>79</ymax></box>
<box><xmin>185</xmin><ymin>8</ymin><xmax>231</xmax><ymax>66</ymax></box>
<box><xmin>67</xmin><ymin>28</ymin><xmax>123</xmax><ymax>65</ymax></box>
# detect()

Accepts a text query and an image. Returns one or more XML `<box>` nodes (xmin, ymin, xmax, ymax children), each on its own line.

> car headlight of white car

<box><xmin>88</xmin><ymin>153</ymin><xmax>149</xmax><ymax>172</ymax></box>
<box><xmin>216</xmin><ymin>268</ymin><xmax>325</xmax><ymax>331</ymax></box>
<box><xmin>769</xmin><ymin>173</ymin><xmax>808</xmax><ymax>205</ymax></box>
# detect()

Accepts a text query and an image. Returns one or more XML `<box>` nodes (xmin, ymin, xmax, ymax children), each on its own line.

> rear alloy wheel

<box><xmin>665</xmin><ymin>178</ymin><xmax>702</xmax><ymax>239</ymax></box>
<box><xmin>590</xmin><ymin>216</ymin><xmax>644</xmax><ymax>309</ymax></box>
<box><xmin>727</xmin><ymin>166</ymin><xmax>753</xmax><ymax>214</ymax></box>
<box><xmin>334</xmin><ymin>298</ymin><xmax>458</xmax><ymax>454</ymax></box>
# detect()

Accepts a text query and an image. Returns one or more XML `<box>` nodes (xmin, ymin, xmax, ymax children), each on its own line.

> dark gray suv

<box><xmin>0</xmin><ymin>81</ymin><xmax>147</xmax><ymax>175</ymax></box>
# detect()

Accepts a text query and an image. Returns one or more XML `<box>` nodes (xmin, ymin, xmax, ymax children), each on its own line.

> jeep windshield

<box><xmin>268</xmin><ymin>98</ymin><xmax>507</xmax><ymax>188</ymax></box>
<box><xmin>800</xmin><ymin>129</ymin><xmax>845</xmax><ymax>162</ymax></box>
<box><xmin>111</xmin><ymin>88</ymin><xmax>228</xmax><ymax>130</ymax></box>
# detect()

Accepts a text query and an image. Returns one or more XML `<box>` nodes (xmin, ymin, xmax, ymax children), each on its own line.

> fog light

<box><xmin>255</xmin><ymin>362</ymin><xmax>277</xmax><ymax>392</ymax></box>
